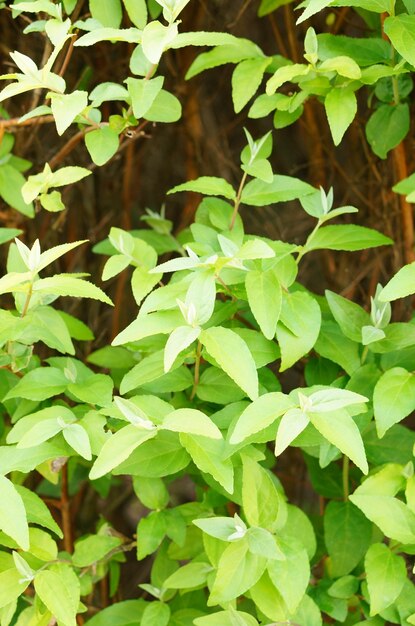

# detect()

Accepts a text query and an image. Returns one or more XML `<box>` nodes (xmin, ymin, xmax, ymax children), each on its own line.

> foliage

<box><xmin>0</xmin><ymin>0</ymin><xmax>415</xmax><ymax>625</ymax></box>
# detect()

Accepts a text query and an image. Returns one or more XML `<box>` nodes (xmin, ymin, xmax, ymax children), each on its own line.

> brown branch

<box><xmin>61</xmin><ymin>463</ymin><xmax>73</xmax><ymax>553</ymax></box>
<box><xmin>0</xmin><ymin>115</ymin><xmax>55</xmax><ymax>129</ymax></box>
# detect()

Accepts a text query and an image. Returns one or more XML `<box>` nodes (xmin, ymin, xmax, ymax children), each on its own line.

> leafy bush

<box><xmin>1</xmin><ymin>1</ymin><xmax>415</xmax><ymax>625</ymax></box>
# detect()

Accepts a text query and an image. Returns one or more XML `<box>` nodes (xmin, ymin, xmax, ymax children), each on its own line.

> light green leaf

<box><xmin>90</xmin><ymin>425</ymin><xmax>157</xmax><ymax>479</ymax></box>
<box><xmin>0</xmin><ymin>475</ymin><xmax>29</xmax><ymax>550</ymax></box>
<box><xmin>74</xmin><ymin>27</ymin><xmax>141</xmax><ymax>46</ymax></box>
<box><xmin>162</xmin><ymin>408</ymin><xmax>222</xmax><ymax>439</ymax></box>
<box><xmin>164</xmin><ymin>325</ymin><xmax>200</xmax><ymax>372</ymax></box>
<box><xmin>350</xmin><ymin>493</ymin><xmax>415</xmax><ymax>543</ymax></box>
<box><xmin>232</xmin><ymin>57</ymin><xmax>271</xmax><ymax>113</ymax></box>
<box><xmin>141</xmin><ymin>20</ymin><xmax>178</xmax><ymax>64</ymax></box>
<box><xmin>266</xmin><ymin>63</ymin><xmax>309</xmax><ymax>94</ymax></box>
<box><xmin>164</xmin><ymin>562</ymin><xmax>212</xmax><ymax>589</ymax></box>
<box><xmin>34</xmin><ymin>565</ymin><xmax>80</xmax><ymax>626</ymax></box>
<box><xmin>373</xmin><ymin>367</ymin><xmax>415</xmax><ymax>437</ymax></box>
<box><xmin>126</xmin><ymin>76</ymin><xmax>164</xmax><ymax>118</ymax></box>
<box><xmin>194</xmin><ymin>610</ymin><xmax>258</xmax><ymax>626</ymax></box>
<box><xmin>320</xmin><ymin>56</ymin><xmax>361</xmax><ymax>78</ymax></box>
<box><xmin>384</xmin><ymin>15</ymin><xmax>415</xmax><ymax>68</ymax></box>
<box><xmin>325</xmin><ymin>86</ymin><xmax>357</xmax><ymax>146</ymax></box>
<box><xmin>276</xmin><ymin>291</ymin><xmax>321</xmax><ymax>371</ymax></box>
<box><xmin>0</xmin><ymin>164</ymin><xmax>34</xmax><ymax>217</ymax></box>
<box><xmin>242</xmin><ymin>456</ymin><xmax>281</xmax><ymax>531</ymax></box>
<box><xmin>33</xmin><ymin>275</ymin><xmax>113</xmax><ymax>305</ymax></box>
<box><xmin>72</xmin><ymin>534</ymin><xmax>122</xmax><ymax>567</ymax></box>
<box><xmin>131</xmin><ymin>266</ymin><xmax>162</xmax><ymax>305</ymax></box>
<box><xmin>90</xmin><ymin>0</ymin><xmax>122</xmax><ymax>27</ymax></box>
<box><xmin>309</xmin><ymin>408</ymin><xmax>368</xmax><ymax>474</ymax></box>
<box><xmin>325</xmin><ymin>290</ymin><xmax>370</xmax><ymax>342</ymax></box>
<box><xmin>209</xmin><ymin>539</ymin><xmax>267</xmax><ymax>605</ymax></box>
<box><xmin>16</xmin><ymin>485</ymin><xmax>62</xmax><ymax>537</ymax></box>
<box><xmin>245</xmin><ymin>269</ymin><xmax>282</xmax><ymax>340</ymax></box>
<box><xmin>112</xmin><ymin>310</ymin><xmax>183</xmax><ymax>345</ymax></box>
<box><xmin>171</xmin><ymin>31</ymin><xmax>241</xmax><ymax>48</ymax></box>
<box><xmin>144</xmin><ymin>89</ymin><xmax>182</xmax><ymax>122</ymax></box>
<box><xmin>306</xmin><ymin>225</ymin><xmax>392</xmax><ymax>252</ymax></box>
<box><xmin>268</xmin><ymin>538</ymin><xmax>310</xmax><ymax>614</ymax></box>
<box><xmin>241</xmin><ymin>174</ymin><xmax>315</xmax><ymax>206</ymax></box>
<box><xmin>85</xmin><ymin>126</ymin><xmax>119</xmax><ymax>166</ymax></box>
<box><xmin>180</xmin><ymin>433</ymin><xmax>234</xmax><ymax>493</ymax></box>
<box><xmin>275</xmin><ymin>408</ymin><xmax>310</xmax><ymax>455</ymax></box>
<box><xmin>200</xmin><ymin>326</ymin><xmax>259</xmax><ymax>400</ymax></box>
<box><xmin>62</xmin><ymin>423</ymin><xmax>92</xmax><ymax>460</ymax></box>
<box><xmin>50</xmin><ymin>91</ymin><xmax>88</xmax><ymax>136</ymax></box>
<box><xmin>379</xmin><ymin>261</ymin><xmax>415</xmax><ymax>301</ymax></box>
<box><xmin>186</xmin><ymin>40</ymin><xmax>262</xmax><ymax>79</ymax></box>
<box><xmin>5</xmin><ymin>367</ymin><xmax>67</xmax><ymax>401</ymax></box>
<box><xmin>123</xmin><ymin>0</ymin><xmax>147</xmax><ymax>27</ymax></box>
<box><xmin>168</xmin><ymin>176</ymin><xmax>236</xmax><ymax>200</ymax></box>
<box><xmin>229</xmin><ymin>392</ymin><xmax>294</xmax><ymax>444</ymax></box>
<box><xmin>365</xmin><ymin>543</ymin><xmax>407</xmax><ymax>616</ymax></box>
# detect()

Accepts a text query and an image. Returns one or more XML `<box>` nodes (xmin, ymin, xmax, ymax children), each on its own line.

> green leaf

<box><xmin>194</xmin><ymin>610</ymin><xmax>258</xmax><ymax>626</ymax></box>
<box><xmin>276</xmin><ymin>291</ymin><xmax>321</xmax><ymax>371</ymax></box>
<box><xmin>200</xmin><ymin>326</ymin><xmax>259</xmax><ymax>400</ymax></box>
<box><xmin>0</xmin><ymin>164</ymin><xmax>34</xmax><ymax>216</ymax></box>
<box><xmin>83</xmin><ymin>601</ymin><xmax>146</xmax><ymax>626</ymax></box>
<box><xmin>373</xmin><ymin>367</ymin><xmax>415</xmax><ymax>437</ymax></box>
<box><xmin>15</xmin><ymin>485</ymin><xmax>62</xmax><ymax>537</ymax></box>
<box><xmin>209</xmin><ymin>539</ymin><xmax>267</xmax><ymax>605</ymax></box>
<box><xmin>241</xmin><ymin>174</ymin><xmax>315</xmax><ymax>206</ymax></box>
<box><xmin>325</xmin><ymin>86</ymin><xmax>357</xmax><ymax>146</ymax></box>
<box><xmin>306</xmin><ymin>225</ymin><xmax>393</xmax><ymax>252</ymax></box>
<box><xmin>141</xmin><ymin>602</ymin><xmax>170</xmax><ymax>626</ymax></box>
<box><xmin>0</xmin><ymin>228</ymin><xmax>23</xmax><ymax>245</ymax></box>
<box><xmin>232</xmin><ymin>57</ymin><xmax>271</xmax><ymax>113</ymax></box>
<box><xmin>180</xmin><ymin>433</ymin><xmax>234</xmax><ymax>493</ymax></box>
<box><xmin>90</xmin><ymin>0</ymin><xmax>122</xmax><ymax>27</ymax></box>
<box><xmin>113</xmin><ymin>311</ymin><xmax>183</xmax><ymax>345</ymax></box>
<box><xmin>74</xmin><ymin>27</ymin><xmax>141</xmax><ymax>46</ymax></box>
<box><xmin>324</xmin><ymin>501</ymin><xmax>372</xmax><ymax>577</ymax></box>
<box><xmin>0</xmin><ymin>568</ymin><xmax>29</xmax><ymax>610</ymax></box>
<box><xmin>50</xmin><ymin>91</ymin><xmax>88</xmax><ymax>136</ymax></box>
<box><xmin>171</xmin><ymin>31</ymin><xmax>242</xmax><ymax>49</ymax></box>
<box><xmin>144</xmin><ymin>89</ymin><xmax>182</xmax><ymax>122</ymax></box>
<box><xmin>245</xmin><ymin>269</ymin><xmax>282</xmax><ymax>340</ymax></box>
<box><xmin>317</xmin><ymin>34</ymin><xmax>391</xmax><ymax>67</ymax></box>
<box><xmin>379</xmin><ymin>261</ymin><xmax>415</xmax><ymax>301</ymax></box>
<box><xmin>34</xmin><ymin>565</ymin><xmax>80</xmax><ymax>626</ymax></box>
<box><xmin>349</xmin><ymin>493</ymin><xmax>415</xmax><ymax>543</ymax></box>
<box><xmin>366</xmin><ymin>103</ymin><xmax>410</xmax><ymax>159</ymax></box>
<box><xmin>162</xmin><ymin>408</ymin><xmax>222</xmax><ymax>439</ymax></box>
<box><xmin>5</xmin><ymin>367</ymin><xmax>67</xmax><ymax>401</ymax></box>
<box><xmin>164</xmin><ymin>325</ymin><xmax>200</xmax><ymax>372</ymax></box>
<box><xmin>89</xmin><ymin>425</ymin><xmax>157</xmax><ymax>479</ymax></box>
<box><xmin>123</xmin><ymin>0</ymin><xmax>147</xmax><ymax>28</ymax></box>
<box><xmin>268</xmin><ymin>538</ymin><xmax>310</xmax><ymax>614</ymax></box>
<box><xmin>309</xmin><ymin>408</ymin><xmax>368</xmax><ymax>474</ymax></box>
<box><xmin>133</xmin><ymin>476</ymin><xmax>169</xmax><ymax>510</ymax></box>
<box><xmin>168</xmin><ymin>176</ymin><xmax>236</xmax><ymax>200</ymax></box>
<box><xmin>72</xmin><ymin>534</ymin><xmax>122</xmax><ymax>567</ymax></box>
<box><xmin>259</xmin><ymin>0</ymin><xmax>292</xmax><ymax>14</ymax></box>
<box><xmin>326</xmin><ymin>290</ymin><xmax>370</xmax><ymax>342</ymax></box>
<box><xmin>142</xmin><ymin>20</ymin><xmax>178</xmax><ymax>64</ymax></box>
<box><xmin>186</xmin><ymin>40</ymin><xmax>262</xmax><ymax>79</ymax></box>
<box><xmin>164</xmin><ymin>562</ymin><xmax>212</xmax><ymax>589</ymax></box>
<box><xmin>33</xmin><ymin>275</ymin><xmax>114</xmax><ymax>305</ymax></box>
<box><xmin>365</xmin><ymin>543</ymin><xmax>407</xmax><ymax>616</ymax></box>
<box><xmin>0</xmin><ymin>475</ymin><xmax>29</xmax><ymax>550</ymax></box>
<box><xmin>314</xmin><ymin>321</ymin><xmax>361</xmax><ymax>375</ymax></box>
<box><xmin>242</xmin><ymin>456</ymin><xmax>281</xmax><ymax>531</ymax></box>
<box><xmin>384</xmin><ymin>15</ymin><xmax>415</xmax><ymax>68</ymax></box>
<box><xmin>85</xmin><ymin>126</ymin><xmax>119</xmax><ymax>166</ymax></box>
<box><xmin>126</xmin><ymin>76</ymin><xmax>164</xmax><ymax>118</ymax></box>
<box><xmin>229</xmin><ymin>391</ymin><xmax>294</xmax><ymax>445</ymax></box>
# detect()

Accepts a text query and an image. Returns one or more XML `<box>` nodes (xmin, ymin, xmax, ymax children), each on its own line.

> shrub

<box><xmin>1</xmin><ymin>1</ymin><xmax>415</xmax><ymax>625</ymax></box>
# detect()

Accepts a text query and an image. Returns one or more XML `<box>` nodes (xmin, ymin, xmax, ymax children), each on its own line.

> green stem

<box><xmin>230</xmin><ymin>172</ymin><xmax>248</xmax><ymax>231</ymax></box>
<box><xmin>343</xmin><ymin>455</ymin><xmax>350</xmax><ymax>501</ymax></box>
<box><xmin>296</xmin><ymin>219</ymin><xmax>322</xmax><ymax>265</ymax></box>
<box><xmin>361</xmin><ymin>345</ymin><xmax>369</xmax><ymax>364</ymax></box>
<box><xmin>21</xmin><ymin>283</ymin><xmax>33</xmax><ymax>318</ymax></box>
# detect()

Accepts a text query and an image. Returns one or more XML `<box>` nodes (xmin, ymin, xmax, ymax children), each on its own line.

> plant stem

<box><xmin>21</xmin><ymin>283</ymin><xmax>33</xmax><ymax>318</ymax></box>
<box><xmin>61</xmin><ymin>462</ymin><xmax>73</xmax><ymax>553</ymax></box>
<box><xmin>190</xmin><ymin>341</ymin><xmax>202</xmax><ymax>400</ymax></box>
<box><xmin>342</xmin><ymin>455</ymin><xmax>349</xmax><ymax>501</ymax></box>
<box><xmin>230</xmin><ymin>172</ymin><xmax>248</xmax><ymax>231</ymax></box>
<box><xmin>361</xmin><ymin>345</ymin><xmax>369</xmax><ymax>364</ymax></box>
<box><xmin>296</xmin><ymin>219</ymin><xmax>322</xmax><ymax>264</ymax></box>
